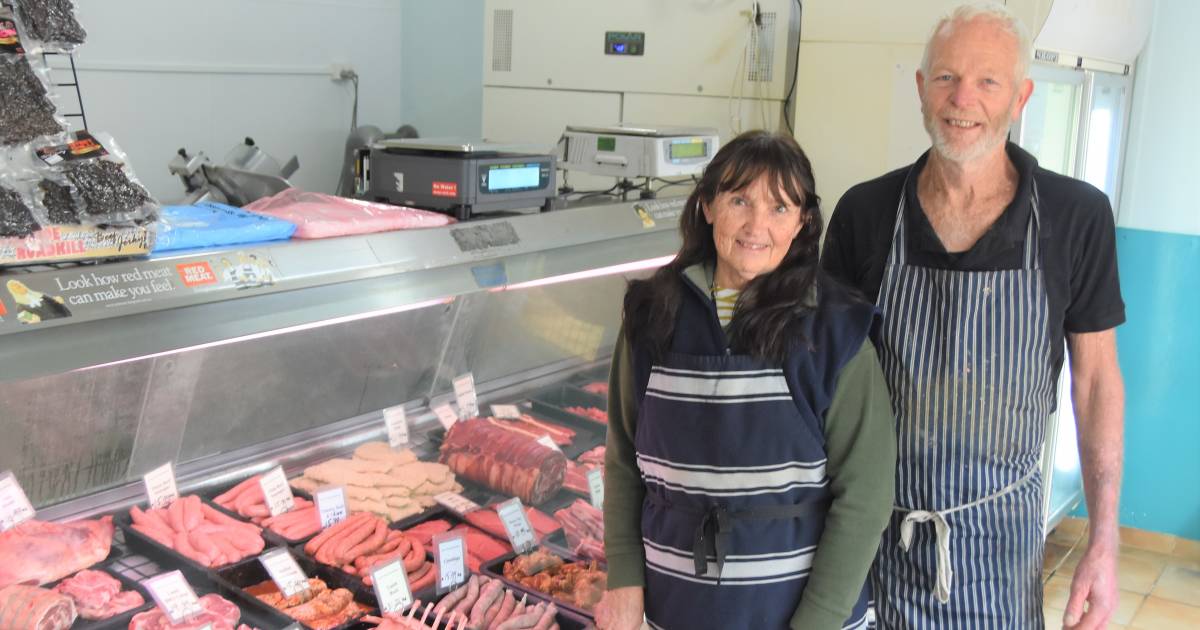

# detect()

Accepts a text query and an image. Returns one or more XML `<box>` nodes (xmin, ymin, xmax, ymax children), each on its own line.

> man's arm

<box><xmin>1063</xmin><ymin>328</ymin><xmax>1124</xmax><ymax>630</ymax></box>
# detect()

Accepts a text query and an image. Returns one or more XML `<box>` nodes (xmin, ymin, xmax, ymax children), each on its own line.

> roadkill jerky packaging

<box><xmin>34</xmin><ymin>131</ymin><xmax>159</xmax><ymax>225</ymax></box>
<box><xmin>0</xmin><ymin>54</ymin><xmax>65</xmax><ymax>147</ymax></box>
<box><xmin>1</xmin><ymin>3</ymin><xmax>28</xmax><ymax>55</ymax></box>
<box><xmin>0</xmin><ymin>177</ymin><xmax>40</xmax><ymax>238</ymax></box>
<box><xmin>33</xmin><ymin>172</ymin><xmax>82</xmax><ymax>224</ymax></box>
<box><xmin>5</xmin><ymin>0</ymin><xmax>85</xmax><ymax>53</ymax></box>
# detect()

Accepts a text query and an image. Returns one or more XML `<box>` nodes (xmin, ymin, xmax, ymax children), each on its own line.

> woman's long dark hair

<box><xmin>624</xmin><ymin>130</ymin><xmax>824</xmax><ymax>363</ymax></box>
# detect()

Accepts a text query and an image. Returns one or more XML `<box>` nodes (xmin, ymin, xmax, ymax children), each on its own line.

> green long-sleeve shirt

<box><xmin>603</xmin><ymin>309</ymin><xmax>897</xmax><ymax>629</ymax></box>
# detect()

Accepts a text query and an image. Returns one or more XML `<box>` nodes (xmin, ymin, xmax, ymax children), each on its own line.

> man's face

<box><xmin>917</xmin><ymin>17</ymin><xmax>1033</xmax><ymax>164</ymax></box>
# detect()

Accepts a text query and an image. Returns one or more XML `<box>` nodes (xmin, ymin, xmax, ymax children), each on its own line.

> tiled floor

<box><xmin>1043</xmin><ymin>518</ymin><xmax>1200</xmax><ymax>629</ymax></box>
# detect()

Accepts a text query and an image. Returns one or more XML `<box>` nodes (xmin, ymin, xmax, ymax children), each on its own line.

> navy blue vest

<box><xmin>628</xmin><ymin>273</ymin><xmax>878</xmax><ymax>630</ymax></box>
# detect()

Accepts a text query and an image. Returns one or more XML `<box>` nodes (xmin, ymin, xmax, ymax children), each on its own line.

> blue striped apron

<box><xmin>635</xmin><ymin>292</ymin><xmax>872</xmax><ymax>629</ymax></box>
<box><xmin>871</xmin><ymin>171</ymin><xmax>1054</xmax><ymax>629</ymax></box>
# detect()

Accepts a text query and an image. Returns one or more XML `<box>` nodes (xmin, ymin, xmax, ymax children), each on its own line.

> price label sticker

<box><xmin>496</xmin><ymin>498</ymin><xmax>536</xmax><ymax>554</ymax></box>
<box><xmin>384</xmin><ymin>406</ymin><xmax>409</xmax><ymax>448</ymax></box>
<box><xmin>259</xmin><ymin>466</ymin><xmax>295</xmax><ymax>518</ymax></box>
<box><xmin>490</xmin><ymin>404</ymin><xmax>521</xmax><ymax>419</ymax></box>
<box><xmin>536</xmin><ymin>435</ymin><xmax>561</xmax><ymax>452</ymax></box>
<box><xmin>0</xmin><ymin>471</ymin><xmax>35</xmax><ymax>531</ymax></box>
<box><xmin>434</xmin><ymin>404</ymin><xmax>459</xmax><ymax>431</ymax></box>
<box><xmin>143</xmin><ymin>462</ymin><xmax>179</xmax><ymax>510</ymax></box>
<box><xmin>433</xmin><ymin>531</ymin><xmax>468</xmax><ymax>594</ymax></box>
<box><xmin>314</xmin><ymin>486</ymin><xmax>348</xmax><ymax>528</ymax></box>
<box><xmin>434</xmin><ymin>492</ymin><xmax>481</xmax><ymax>516</ymax></box>
<box><xmin>369</xmin><ymin>558</ymin><xmax>413</xmax><ymax>614</ymax></box>
<box><xmin>453</xmin><ymin>373</ymin><xmax>478</xmax><ymax>418</ymax></box>
<box><xmin>259</xmin><ymin>548</ymin><xmax>310</xmax><ymax>598</ymax></box>
<box><xmin>587</xmin><ymin>468</ymin><xmax>605</xmax><ymax>509</ymax></box>
<box><xmin>142</xmin><ymin>570</ymin><xmax>203</xmax><ymax>624</ymax></box>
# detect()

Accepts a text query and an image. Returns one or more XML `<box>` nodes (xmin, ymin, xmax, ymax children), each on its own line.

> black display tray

<box><xmin>46</xmin><ymin>564</ymin><xmax>155</xmax><ymax>630</ymax></box>
<box><xmin>530</xmin><ymin>387</ymin><xmax>610</xmax><ymax>434</ymax></box>
<box><xmin>106</xmin><ymin>550</ymin><xmax>296</xmax><ymax>630</ymax></box>
<box><xmin>289</xmin><ymin>516</ymin><xmax>438</xmax><ymax>605</ymax></box>
<box><xmin>217</xmin><ymin>549</ymin><xmax>376</xmax><ymax>630</ymax></box>
<box><xmin>115</xmin><ymin>500</ymin><xmax>269</xmax><ymax>574</ymax></box>
<box><xmin>480</xmin><ymin>549</ymin><xmax>604</xmax><ymax>621</ymax></box>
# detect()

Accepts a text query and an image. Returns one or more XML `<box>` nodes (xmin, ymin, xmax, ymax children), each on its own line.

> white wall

<box><xmin>70</xmin><ymin>0</ymin><xmax>405</xmax><ymax>203</ymax></box>
<box><xmin>400</xmin><ymin>0</ymin><xmax>484</xmax><ymax>138</ymax></box>
<box><xmin>1116</xmin><ymin>0</ymin><xmax>1200</xmax><ymax>236</ymax></box>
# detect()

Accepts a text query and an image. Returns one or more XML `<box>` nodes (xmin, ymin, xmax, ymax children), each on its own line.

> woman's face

<box><xmin>702</xmin><ymin>174</ymin><xmax>805</xmax><ymax>289</ymax></box>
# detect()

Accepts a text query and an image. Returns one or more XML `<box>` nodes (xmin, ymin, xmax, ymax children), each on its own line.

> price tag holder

<box><xmin>369</xmin><ymin>558</ymin><xmax>413</xmax><ymax>614</ymax></box>
<box><xmin>142</xmin><ymin>570</ymin><xmax>203</xmax><ymax>624</ymax></box>
<box><xmin>433</xmin><ymin>531</ymin><xmax>468</xmax><ymax>594</ymax></box>
<box><xmin>496</xmin><ymin>497</ymin><xmax>536</xmax><ymax>554</ymax></box>
<box><xmin>535</xmin><ymin>435</ymin><xmax>561</xmax><ymax>452</ymax></box>
<box><xmin>0</xmin><ymin>471</ymin><xmax>35</xmax><ymax>531</ymax></box>
<box><xmin>259</xmin><ymin>466</ymin><xmax>295</xmax><ymax>517</ymax></box>
<box><xmin>314</xmin><ymin>486</ymin><xmax>348</xmax><ymax>528</ymax></box>
<box><xmin>143</xmin><ymin>462</ymin><xmax>179</xmax><ymax>510</ymax></box>
<box><xmin>434</xmin><ymin>492</ymin><xmax>481</xmax><ymax>516</ymax></box>
<box><xmin>453</xmin><ymin>373</ymin><xmax>478</xmax><ymax>418</ymax></box>
<box><xmin>384</xmin><ymin>406</ymin><xmax>409</xmax><ymax>448</ymax></box>
<box><xmin>490</xmin><ymin>404</ymin><xmax>521</xmax><ymax>419</ymax></box>
<box><xmin>434</xmin><ymin>404</ymin><xmax>459</xmax><ymax>431</ymax></box>
<box><xmin>259</xmin><ymin>548</ymin><xmax>310</xmax><ymax>598</ymax></box>
<box><xmin>587</xmin><ymin>468</ymin><xmax>605</xmax><ymax>509</ymax></box>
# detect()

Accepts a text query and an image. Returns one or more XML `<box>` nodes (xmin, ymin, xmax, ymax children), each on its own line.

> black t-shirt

<box><xmin>821</xmin><ymin>142</ymin><xmax>1125</xmax><ymax>375</ymax></box>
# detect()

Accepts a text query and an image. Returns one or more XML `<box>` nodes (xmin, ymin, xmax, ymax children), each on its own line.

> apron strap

<box><xmin>894</xmin><ymin>465</ymin><xmax>1039</xmax><ymax>604</ymax></box>
<box><xmin>646</xmin><ymin>492</ymin><xmax>831</xmax><ymax>581</ymax></box>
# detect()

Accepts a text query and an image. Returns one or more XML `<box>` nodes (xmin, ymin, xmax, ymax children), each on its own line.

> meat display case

<box><xmin>0</xmin><ymin>195</ymin><xmax>685</xmax><ymax>521</ymax></box>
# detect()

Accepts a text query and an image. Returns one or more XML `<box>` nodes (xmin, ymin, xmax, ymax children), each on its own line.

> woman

<box><xmin>597</xmin><ymin>131</ymin><xmax>896</xmax><ymax>630</ymax></box>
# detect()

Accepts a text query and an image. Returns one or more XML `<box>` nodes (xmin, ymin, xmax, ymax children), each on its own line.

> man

<box><xmin>821</xmin><ymin>4</ymin><xmax>1125</xmax><ymax>629</ymax></box>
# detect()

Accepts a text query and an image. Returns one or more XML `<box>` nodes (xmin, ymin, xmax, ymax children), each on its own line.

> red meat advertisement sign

<box><xmin>176</xmin><ymin>262</ymin><xmax>217</xmax><ymax>287</ymax></box>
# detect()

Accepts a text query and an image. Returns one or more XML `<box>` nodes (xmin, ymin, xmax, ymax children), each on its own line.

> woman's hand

<box><xmin>595</xmin><ymin>586</ymin><xmax>645</xmax><ymax>630</ymax></box>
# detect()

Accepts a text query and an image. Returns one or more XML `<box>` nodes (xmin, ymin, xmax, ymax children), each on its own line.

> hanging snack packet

<box><xmin>34</xmin><ymin>131</ymin><xmax>158</xmax><ymax>225</ymax></box>
<box><xmin>0</xmin><ymin>180</ymin><xmax>39</xmax><ymax>238</ymax></box>
<box><xmin>0</xmin><ymin>54</ymin><xmax>64</xmax><ymax>146</ymax></box>
<box><xmin>8</xmin><ymin>0</ymin><xmax>85</xmax><ymax>52</ymax></box>
<box><xmin>0</xmin><ymin>3</ymin><xmax>27</xmax><ymax>55</ymax></box>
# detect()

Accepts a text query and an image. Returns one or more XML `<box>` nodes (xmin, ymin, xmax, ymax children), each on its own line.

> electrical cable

<box><xmin>653</xmin><ymin>176</ymin><xmax>699</xmax><ymax>194</ymax></box>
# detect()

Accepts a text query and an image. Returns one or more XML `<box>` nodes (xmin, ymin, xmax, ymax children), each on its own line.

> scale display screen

<box><xmin>487</xmin><ymin>164</ymin><xmax>541</xmax><ymax>191</ymax></box>
<box><xmin>670</xmin><ymin>140</ymin><xmax>707</xmax><ymax>160</ymax></box>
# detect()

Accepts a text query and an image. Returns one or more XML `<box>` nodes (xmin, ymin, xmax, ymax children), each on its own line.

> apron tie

<box><xmin>693</xmin><ymin>506</ymin><xmax>734</xmax><ymax>579</ymax></box>
<box><xmin>895</xmin><ymin>465</ymin><xmax>1039</xmax><ymax>605</ymax></box>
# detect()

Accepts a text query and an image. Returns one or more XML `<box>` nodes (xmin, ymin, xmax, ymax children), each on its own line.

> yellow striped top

<box><xmin>712</xmin><ymin>286</ymin><xmax>740</xmax><ymax>327</ymax></box>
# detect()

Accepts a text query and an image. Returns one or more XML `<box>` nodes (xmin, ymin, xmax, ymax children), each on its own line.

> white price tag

<box><xmin>434</xmin><ymin>404</ymin><xmax>459</xmax><ymax>431</ymax></box>
<box><xmin>259</xmin><ymin>548</ymin><xmax>310</xmax><ymax>598</ymax></box>
<box><xmin>314</xmin><ymin>486</ymin><xmax>348</xmax><ymax>528</ymax></box>
<box><xmin>453</xmin><ymin>373</ymin><xmax>478</xmax><ymax>418</ymax></box>
<box><xmin>490</xmin><ymin>404</ymin><xmax>521</xmax><ymax>419</ymax></box>
<box><xmin>433</xmin><ymin>531</ymin><xmax>468</xmax><ymax>594</ymax></box>
<box><xmin>143</xmin><ymin>463</ymin><xmax>179</xmax><ymax>510</ymax></box>
<box><xmin>369</xmin><ymin>558</ymin><xmax>413</xmax><ymax>614</ymax></box>
<box><xmin>142</xmin><ymin>570</ymin><xmax>203</xmax><ymax>624</ymax></box>
<box><xmin>536</xmin><ymin>435</ymin><xmax>561</xmax><ymax>452</ymax></box>
<box><xmin>259</xmin><ymin>466</ymin><xmax>295</xmax><ymax>518</ymax></box>
<box><xmin>0</xmin><ymin>471</ymin><xmax>35</xmax><ymax>531</ymax></box>
<box><xmin>496</xmin><ymin>498</ymin><xmax>536</xmax><ymax>554</ymax></box>
<box><xmin>434</xmin><ymin>492</ymin><xmax>481</xmax><ymax>516</ymax></box>
<box><xmin>587</xmin><ymin>468</ymin><xmax>605</xmax><ymax>509</ymax></box>
<box><xmin>384</xmin><ymin>406</ymin><xmax>409</xmax><ymax>448</ymax></box>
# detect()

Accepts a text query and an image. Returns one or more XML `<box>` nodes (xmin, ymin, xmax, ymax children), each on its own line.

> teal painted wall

<box><xmin>1109</xmin><ymin>228</ymin><xmax>1200</xmax><ymax>540</ymax></box>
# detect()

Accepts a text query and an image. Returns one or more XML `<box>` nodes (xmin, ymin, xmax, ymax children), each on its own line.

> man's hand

<box><xmin>1063</xmin><ymin>538</ymin><xmax>1118</xmax><ymax>629</ymax></box>
<box><xmin>596</xmin><ymin>586</ymin><xmax>644</xmax><ymax>630</ymax></box>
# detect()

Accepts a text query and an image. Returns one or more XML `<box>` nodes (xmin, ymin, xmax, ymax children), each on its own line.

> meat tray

<box><xmin>288</xmin><ymin>532</ymin><xmax>438</xmax><ymax>606</ymax></box>
<box><xmin>216</xmin><ymin>549</ymin><xmax>375</xmax><ymax>630</ymax></box>
<box><xmin>479</xmin><ymin>549</ymin><xmax>604</xmax><ymax>621</ymax></box>
<box><xmin>45</xmin><ymin>565</ymin><xmax>155</xmax><ymax>630</ymax></box>
<box><xmin>529</xmin><ymin>388</ymin><xmax>610</xmax><ymax>434</ymax></box>
<box><xmin>206</xmin><ymin>495</ymin><xmax>317</xmax><ymax>549</ymax></box>
<box><xmin>106</xmin><ymin>552</ymin><xmax>297</xmax><ymax>630</ymax></box>
<box><xmin>114</xmin><ymin>500</ymin><xmax>269</xmax><ymax>574</ymax></box>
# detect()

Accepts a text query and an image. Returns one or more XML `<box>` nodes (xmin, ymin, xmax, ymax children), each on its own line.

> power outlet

<box><xmin>329</xmin><ymin>63</ymin><xmax>356</xmax><ymax>81</ymax></box>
